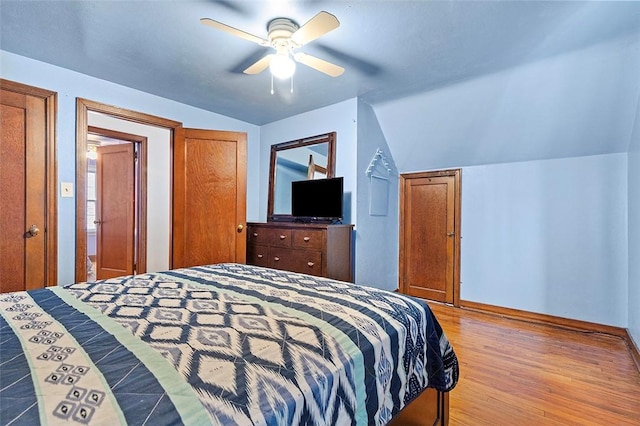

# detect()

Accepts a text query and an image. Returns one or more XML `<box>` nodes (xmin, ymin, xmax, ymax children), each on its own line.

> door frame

<box><xmin>88</xmin><ymin>126</ymin><xmax>148</xmax><ymax>276</ymax></box>
<box><xmin>1</xmin><ymin>79</ymin><xmax>57</xmax><ymax>287</ymax></box>
<box><xmin>75</xmin><ymin>98</ymin><xmax>181</xmax><ymax>282</ymax></box>
<box><xmin>399</xmin><ymin>168</ymin><xmax>461</xmax><ymax>306</ymax></box>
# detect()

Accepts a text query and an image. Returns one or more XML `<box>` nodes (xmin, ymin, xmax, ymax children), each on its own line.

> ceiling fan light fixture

<box><xmin>201</xmin><ymin>11</ymin><xmax>342</xmax><ymax>80</ymax></box>
<box><xmin>270</xmin><ymin>52</ymin><xmax>296</xmax><ymax>79</ymax></box>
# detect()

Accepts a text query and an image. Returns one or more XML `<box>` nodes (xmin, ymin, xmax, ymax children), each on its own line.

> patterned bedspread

<box><xmin>0</xmin><ymin>263</ymin><xmax>458</xmax><ymax>425</ymax></box>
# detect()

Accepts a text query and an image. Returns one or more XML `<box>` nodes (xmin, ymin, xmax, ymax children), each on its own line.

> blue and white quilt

<box><xmin>0</xmin><ymin>263</ymin><xmax>458</xmax><ymax>425</ymax></box>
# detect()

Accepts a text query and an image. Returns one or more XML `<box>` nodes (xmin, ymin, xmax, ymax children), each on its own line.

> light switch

<box><xmin>61</xmin><ymin>182</ymin><xmax>74</xmax><ymax>198</ymax></box>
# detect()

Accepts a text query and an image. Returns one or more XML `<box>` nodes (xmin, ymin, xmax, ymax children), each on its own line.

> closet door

<box><xmin>399</xmin><ymin>169</ymin><xmax>461</xmax><ymax>304</ymax></box>
<box><xmin>173</xmin><ymin>128</ymin><xmax>247</xmax><ymax>268</ymax></box>
<box><xmin>0</xmin><ymin>80</ymin><xmax>56</xmax><ymax>293</ymax></box>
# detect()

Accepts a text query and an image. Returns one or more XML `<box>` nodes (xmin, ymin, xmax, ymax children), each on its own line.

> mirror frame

<box><xmin>268</xmin><ymin>132</ymin><xmax>336</xmax><ymax>222</ymax></box>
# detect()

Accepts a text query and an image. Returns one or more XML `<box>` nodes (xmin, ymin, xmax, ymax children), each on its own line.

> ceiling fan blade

<box><xmin>291</xmin><ymin>11</ymin><xmax>340</xmax><ymax>46</ymax></box>
<box><xmin>244</xmin><ymin>54</ymin><xmax>274</xmax><ymax>74</ymax></box>
<box><xmin>294</xmin><ymin>53</ymin><xmax>344</xmax><ymax>77</ymax></box>
<box><xmin>200</xmin><ymin>18</ymin><xmax>269</xmax><ymax>46</ymax></box>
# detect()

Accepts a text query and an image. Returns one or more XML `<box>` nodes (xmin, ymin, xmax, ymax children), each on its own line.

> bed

<box><xmin>0</xmin><ymin>263</ymin><xmax>458</xmax><ymax>425</ymax></box>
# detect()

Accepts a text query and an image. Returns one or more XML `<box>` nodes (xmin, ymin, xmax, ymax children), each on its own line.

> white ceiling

<box><xmin>2</xmin><ymin>1</ymin><xmax>640</xmax><ymax>125</ymax></box>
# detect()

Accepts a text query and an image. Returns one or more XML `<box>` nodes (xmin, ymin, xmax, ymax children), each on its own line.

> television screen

<box><xmin>291</xmin><ymin>177</ymin><xmax>343</xmax><ymax>221</ymax></box>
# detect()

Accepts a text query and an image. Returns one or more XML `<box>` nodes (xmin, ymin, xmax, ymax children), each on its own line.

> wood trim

<box><xmin>0</xmin><ymin>78</ymin><xmax>56</xmax><ymax>99</ymax></box>
<box><xmin>76</xmin><ymin>99</ymin><xmax>181</xmax><ymax>281</ymax></box>
<box><xmin>625</xmin><ymin>329</ymin><xmax>640</xmax><ymax>372</ymax></box>
<box><xmin>1</xmin><ymin>79</ymin><xmax>57</xmax><ymax>287</ymax></box>
<box><xmin>77</xmin><ymin>98</ymin><xmax>181</xmax><ymax>129</ymax></box>
<box><xmin>452</xmin><ymin>169</ymin><xmax>461</xmax><ymax>307</ymax></box>
<box><xmin>460</xmin><ymin>299</ymin><xmax>628</xmax><ymax>338</ymax></box>
<box><xmin>76</xmin><ymin>99</ymin><xmax>88</xmax><ymax>282</ymax></box>
<box><xmin>45</xmin><ymin>90</ymin><xmax>58</xmax><ymax>288</ymax></box>
<box><xmin>460</xmin><ymin>300</ymin><xmax>625</xmax><ymax>336</ymax></box>
<box><xmin>137</xmin><ymin>139</ymin><xmax>148</xmax><ymax>274</ymax></box>
<box><xmin>442</xmin><ymin>390</ymin><xmax>449</xmax><ymax>426</ymax></box>
<box><xmin>235</xmin><ymin>132</ymin><xmax>248</xmax><ymax>262</ymax></box>
<box><xmin>390</xmin><ymin>388</ymin><xmax>449</xmax><ymax>426</ymax></box>
<box><xmin>459</xmin><ymin>300</ymin><xmax>640</xmax><ymax>374</ymax></box>
<box><xmin>399</xmin><ymin>168</ymin><xmax>461</xmax><ymax>306</ymax></box>
<box><xmin>171</xmin><ymin>126</ymin><xmax>186</xmax><ymax>267</ymax></box>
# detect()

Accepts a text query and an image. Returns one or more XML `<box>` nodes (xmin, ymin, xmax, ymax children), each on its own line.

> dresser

<box><xmin>247</xmin><ymin>222</ymin><xmax>354</xmax><ymax>282</ymax></box>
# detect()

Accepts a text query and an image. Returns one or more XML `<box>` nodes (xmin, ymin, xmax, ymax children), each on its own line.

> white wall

<box><xmin>628</xmin><ymin>98</ymin><xmax>640</xmax><ymax>345</ymax></box>
<box><xmin>259</xmin><ymin>99</ymin><xmax>358</xmax><ymax>224</ymax></box>
<box><xmin>461</xmin><ymin>154</ymin><xmax>628</xmax><ymax>327</ymax></box>
<box><xmin>0</xmin><ymin>50</ymin><xmax>260</xmax><ymax>285</ymax></box>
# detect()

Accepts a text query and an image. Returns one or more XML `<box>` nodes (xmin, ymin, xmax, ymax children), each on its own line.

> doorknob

<box><xmin>447</xmin><ymin>232</ymin><xmax>455</xmax><ymax>237</ymax></box>
<box><xmin>94</xmin><ymin>220</ymin><xmax>102</xmax><ymax>225</ymax></box>
<box><xmin>27</xmin><ymin>224</ymin><xmax>40</xmax><ymax>237</ymax></box>
<box><xmin>237</xmin><ymin>224</ymin><xmax>244</xmax><ymax>232</ymax></box>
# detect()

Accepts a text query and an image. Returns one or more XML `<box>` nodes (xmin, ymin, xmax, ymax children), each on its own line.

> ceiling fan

<box><xmin>200</xmin><ymin>11</ymin><xmax>345</xmax><ymax>79</ymax></box>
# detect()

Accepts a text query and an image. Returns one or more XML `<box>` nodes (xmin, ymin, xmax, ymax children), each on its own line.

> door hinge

<box><xmin>134</xmin><ymin>151</ymin><xmax>138</xmax><ymax>161</ymax></box>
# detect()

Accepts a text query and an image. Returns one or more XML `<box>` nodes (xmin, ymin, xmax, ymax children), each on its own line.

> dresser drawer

<box><xmin>247</xmin><ymin>244</ymin><xmax>269</xmax><ymax>267</ymax></box>
<box><xmin>269</xmin><ymin>248</ymin><xmax>323</xmax><ymax>276</ymax></box>
<box><xmin>292</xmin><ymin>229</ymin><xmax>324</xmax><ymax>250</ymax></box>
<box><xmin>249</xmin><ymin>227</ymin><xmax>292</xmax><ymax>247</ymax></box>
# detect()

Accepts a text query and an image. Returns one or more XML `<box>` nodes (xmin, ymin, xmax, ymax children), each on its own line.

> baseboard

<box><xmin>625</xmin><ymin>329</ymin><xmax>640</xmax><ymax>373</ymax></box>
<box><xmin>460</xmin><ymin>300</ymin><xmax>640</xmax><ymax>372</ymax></box>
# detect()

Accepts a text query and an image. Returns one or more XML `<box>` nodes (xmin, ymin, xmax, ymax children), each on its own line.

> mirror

<box><xmin>268</xmin><ymin>132</ymin><xmax>336</xmax><ymax>221</ymax></box>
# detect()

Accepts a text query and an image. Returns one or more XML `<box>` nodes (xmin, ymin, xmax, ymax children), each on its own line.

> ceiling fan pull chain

<box><xmin>271</xmin><ymin>73</ymin><xmax>274</xmax><ymax>95</ymax></box>
<box><xmin>290</xmin><ymin>75</ymin><xmax>294</xmax><ymax>93</ymax></box>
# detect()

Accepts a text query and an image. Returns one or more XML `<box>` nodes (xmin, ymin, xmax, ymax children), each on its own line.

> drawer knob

<box><xmin>257</xmin><ymin>254</ymin><xmax>263</xmax><ymax>258</ymax></box>
<box><xmin>274</xmin><ymin>257</ymin><xmax>280</xmax><ymax>262</ymax></box>
<box><xmin>307</xmin><ymin>262</ymin><xmax>315</xmax><ymax>267</ymax></box>
<box><xmin>253</xmin><ymin>232</ymin><xmax>258</xmax><ymax>237</ymax></box>
<box><xmin>303</xmin><ymin>236</ymin><xmax>310</xmax><ymax>242</ymax></box>
<box><xmin>279</xmin><ymin>235</ymin><xmax>286</xmax><ymax>240</ymax></box>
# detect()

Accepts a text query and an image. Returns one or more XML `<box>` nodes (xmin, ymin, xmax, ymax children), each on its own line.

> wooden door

<box><xmin>399</xmin><ymin>170</ymin><xmax>461</xmax><ymax>304</ymax></box>
<box><xmin>173</xmin><ymin>128</ymin><xmax>247</xmax><ymax>268</ymax></box>
<box><xmin>95</xmin><ymin>144</ymin><xmax>135</xmax><ymax>279</ymax></box>
<box><xmin>0</xmin><ymin>80</ymin><xmax>56</xmax><ymax>293</ymax></box>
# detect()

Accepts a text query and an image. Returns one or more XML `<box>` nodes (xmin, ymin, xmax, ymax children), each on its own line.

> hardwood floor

<box><xmin>428</xmin><ymin>303</ymin><xmax>640</xmax><ymax>425</ymax></box>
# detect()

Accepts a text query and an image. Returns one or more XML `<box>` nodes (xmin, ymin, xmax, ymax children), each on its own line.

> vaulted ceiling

<box><xmin>2</xmin><ymin>1</ymin><xmax>639</xmax><ymax>125</ymax></box>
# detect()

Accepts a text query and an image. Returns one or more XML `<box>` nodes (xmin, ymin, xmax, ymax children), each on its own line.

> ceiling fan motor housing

<box><xmin>268</xmin><ymin>18</ymin><xmax>299</xmax><ymax>50</ymax></box>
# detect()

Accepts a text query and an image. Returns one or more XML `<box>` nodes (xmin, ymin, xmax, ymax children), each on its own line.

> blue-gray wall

<box><xmin>363</xmin><ymin>32</ymin><xmax>638</xmax><ymax>328</ymax></box>
<box><xmin>461</xmin><ymin>154</ymin><xmax>628</xmax><ymax>327</ymax></box>
<box><xmin>259</xmin><ymin>99</ymin><xmax>358</xmax><ymax>224</ymax></box>
<box><xmin>629</xmin><ymin>98</ymin><xmax>640</xmax><ymax>347</ymax></box>
<box><xmin>3</xmin><ymin>33</ymin><xmax>639</xmax><ymax>339</ymax></box>
<box><xmin>355</xmin><ymin>99</ymin><xmax>399</xmax><ymax>291</ymax></box>
<box><xmin>372</xmin><ymin>34</ymin><xmax>639</xmax><ymax>170</ymax></box>
<box><xmin>0</xmin><ymin>50</ymin><xmax>261</xmax><ymax>285</ymax></box>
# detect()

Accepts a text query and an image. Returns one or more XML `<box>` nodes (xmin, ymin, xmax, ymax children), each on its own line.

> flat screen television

<box><xmin>291</xmin><ymin>177</ymin><xmax>343</xmax><ymax>222</ymax></box>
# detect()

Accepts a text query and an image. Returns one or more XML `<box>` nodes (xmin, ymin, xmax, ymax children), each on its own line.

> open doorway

<box><xmin>75</xmin><ymin>98</ymin><xmax>247</xmax><ymax>281</ymax></box>
<box><xmin>86</xmin><ymin>127</ymin><xmax>147</xmax><ymax>281</ymax></box>
<box><xmin>75</xmin><ymin>98</ymin><xmax>181</xmax><ymax>283</ymax></box>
